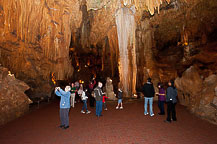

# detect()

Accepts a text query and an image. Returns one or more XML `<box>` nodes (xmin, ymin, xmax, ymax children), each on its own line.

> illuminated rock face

<box><xmin>0</xmin><ymin>66</ymin><xmax>31</xmax><ymax>126</ymax></box>
<box><xmin>0</xmin><ymin>0</ymin><xmax>82</xmax><ymax>95</ymax></box>
<box><xmin>175</xmin><ymin>66</ymin><xmax>217</xmax><ymax>124</ymax></box>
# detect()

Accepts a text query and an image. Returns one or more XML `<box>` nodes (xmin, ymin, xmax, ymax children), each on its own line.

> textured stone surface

<box><xmin>105</xmin><ymin>77</ymin><xmax>116</xmax><ymax>100</ymax></box>
<box><xmin>0</xmin><ymin>66</ymin><xmax>32</xmax><ymax>126</ymax></box>
<box><xmin>175</xmin><ymin>67</ymin><xmax>217</xmax><ymax>124</ymax></box>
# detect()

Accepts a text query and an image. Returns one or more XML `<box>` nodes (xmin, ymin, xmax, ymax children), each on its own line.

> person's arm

<box><xmin>55</xmin><ymin>90</ymin><xmax>62</xmax><ymax>97</ymax></box>
<box><xmin>93</xmin><ymin>80</ymin><xmax>96</xmax><ymax>85</ymax></box>
<box><xmin>59</xmin><ymin>89</ymin><xmax>70</xmax><ymax>97</ymax></box>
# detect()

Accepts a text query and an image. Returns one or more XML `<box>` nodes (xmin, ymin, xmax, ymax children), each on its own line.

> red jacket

<box><xmin>102</xmin><ymin>95</ymin><xmax>108</xmax><ymax>103</ymax></box>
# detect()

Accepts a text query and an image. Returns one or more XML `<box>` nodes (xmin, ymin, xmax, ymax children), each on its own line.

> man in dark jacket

<box><xmin>94</xmin><ymin>82</ymin><xmax>104</xmax><ymax>117</ymax></box>
<box><xmin>142</xmin><ymin>78</ymin><xmax>155</xmax><ymax>116</ymax></box>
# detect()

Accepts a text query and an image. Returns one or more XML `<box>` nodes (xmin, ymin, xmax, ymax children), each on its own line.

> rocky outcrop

<box><xmin>175</xmin><ymin>66</ymin><xmax>217</xmax><ymax>124</ymax></box>
<box><xmin>105</xmin><ymin>77</ymin><xmax>116</xmax><ymax>100</ymax></box>
<box><xmin>0</xmin><ymin>66</ymin><xmax>32</xmax><ymax>126</ymax></box>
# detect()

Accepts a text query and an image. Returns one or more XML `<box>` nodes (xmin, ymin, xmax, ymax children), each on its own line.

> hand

<box><xmin>55</xmin><ymin>87</ymin><xmax>60</xmax><ymax>91</ymax></box>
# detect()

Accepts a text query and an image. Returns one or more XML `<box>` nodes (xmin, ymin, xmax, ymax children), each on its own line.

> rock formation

<box><xmin>105</xmin><ymin>77</ymin><xmax>116</xmax><ymax>100</ymax></box>
<box><xmin>0</xmin><ymin>66</ymin><xmax>32</xmax><ymax>126</ymax></box>
<box><xmin>175</xmin><ymin>66</ymin><xmax>217</xmax><ymax>124</ymax></box>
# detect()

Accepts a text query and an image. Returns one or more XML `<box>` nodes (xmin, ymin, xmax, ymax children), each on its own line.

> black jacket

<box><xmin>117</xmin><ymin>90</ymin><xmax>123</xmax><ymax>99</ymax></box>
<box><xmin>142</xmin><ymin>82</ymin><xmax>155</xmax><ymax>98</ymax></box>
<box><xmin>166</xmin><ymin>86</ymin><xmax>177</xmax><ymax>103</ymax></box>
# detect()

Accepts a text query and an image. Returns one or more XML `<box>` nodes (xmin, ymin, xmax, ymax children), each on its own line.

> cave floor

<box><xmin>0</xmin><ymin>100</ymin><xmax>217</xmax><ymax>144</ymax></box>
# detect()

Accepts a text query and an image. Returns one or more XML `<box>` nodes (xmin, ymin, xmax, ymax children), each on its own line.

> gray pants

<box><xmin>60</xmin><ymin>108</ymin><xmax>69</xmax><ymax>126</ymax></box>
<box><xmin>71</xmin><ymin>93</ymin><xmax>75</xmax><ymax>107</ymax></box>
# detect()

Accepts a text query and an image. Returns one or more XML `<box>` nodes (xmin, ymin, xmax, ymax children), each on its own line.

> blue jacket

<box><xmin>55</xmin><ymin>89</ymin><xmax>71</xmax><ymax>108</ymax></box>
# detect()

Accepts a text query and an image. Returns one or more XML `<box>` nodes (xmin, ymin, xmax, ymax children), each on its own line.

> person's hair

<box><xmin>147</xmin><ymin>77</ymin><xmax>152</xmax><ymax>82</ymax></box>
<box><xmin>169</xmin><ymin>80</ymin><xmax>175</xmax><ymax>89</ymax></box>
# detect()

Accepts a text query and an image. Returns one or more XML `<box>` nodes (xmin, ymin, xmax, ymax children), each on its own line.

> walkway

<box><xmin>0</xmin><ymin>100</ymin><xmax>217</xmax><ymax>144</ymax></box>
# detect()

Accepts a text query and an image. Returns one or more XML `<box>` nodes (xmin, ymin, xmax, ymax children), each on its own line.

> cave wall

<box><xmin>0</xmin><ymin>0</ymin><xmax>83</xmax><ymax>97</ymax></box>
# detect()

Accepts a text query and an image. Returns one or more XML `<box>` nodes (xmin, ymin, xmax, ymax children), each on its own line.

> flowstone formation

<box><xmin>115</xmin><ymin>1</ymin><xmax>137</xmax><ymax>97</ymax></box>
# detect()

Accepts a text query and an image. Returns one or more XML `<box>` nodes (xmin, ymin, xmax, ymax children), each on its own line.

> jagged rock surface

<box><xmin>175</xmin><ymin>66</ymin><xmax>217</xmax><ymax>124</ymax></box>
<box><xmin>0</xmin><ymin>66</ymin><xmax>32</xmax><ymax>126</ymax></box>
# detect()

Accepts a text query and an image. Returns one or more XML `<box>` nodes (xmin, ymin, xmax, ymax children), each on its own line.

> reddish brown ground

<box><xmin>0</xmin><ymin>100</ymin><xmax>217</xmax><ymax>144</ymax></box>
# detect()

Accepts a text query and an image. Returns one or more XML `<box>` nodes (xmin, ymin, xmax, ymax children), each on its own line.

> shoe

<box><xmin>63</xmin><ymin>126</ymin><xmax>69</xmax><ymax>129</ymax></box>
<box><xmin>104</xmin><ymin>108</ymin><xmax>108</xmax><ymax>111</ymax></box>
<box><xmin>164</xmin><ymin>120</ymin><xmax>171</xmax><ymax>123</ymax></box>
<box><xmin>59</xmin><ymin>125</ymin><xmax>64</xmax><ymax>128</ymax></box>
<box><xmin>172</xmin><ymin>119</ymin><xmax>177</xmax><ymax>122</ymax></box>
<box><xmin>81</xmin><ymin>110</ymin><xmax>85</xmax><ymax>114</ymax></box>
<box><xmin>150</xmin><ymin>114</ymin><xmax>154</xmax><ymax>117</ymax></box>
<box><xmin>144</xmin><ymin>112</ymin><xmax>149</xmax><ymax>115</ymax></box>
<box><xmin>116</xmin><ymin>106</ymin><xmax>119</xmax><ymax>109</ymax></box>
<box><xmin>86</xmin><ymin>111</ymin><xmax>91</xmax><ymax>114</ymax></box>
<box><xmin>120</xmin><ymin>107</ymin><xmax>123</xmax><ymax>109</ymax></box>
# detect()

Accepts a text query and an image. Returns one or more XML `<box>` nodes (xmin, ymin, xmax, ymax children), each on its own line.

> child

<box><xmin>116</xmin><ymin>88</ymin><xmax>123</xmax><ymax>109</ymax></box>
<box><xmin>103</xmin><ymin>94</ymin><xmax>108</xmax><ymax>110</ymax></box>
<box><xmin>81</xmin><ymin>89</ymin><xmax>91</xmax><ymax>114</ymax></box>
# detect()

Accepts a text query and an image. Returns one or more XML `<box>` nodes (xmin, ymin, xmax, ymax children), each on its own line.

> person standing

<box><xmin>142</xmin><ymin>78</ymin><xmax>155</xmax><ymax>116</ymax></box>
<box><xmin>165</xmin><ymin>80</ymin><xmax>177</xmax><ymax>123</ymax></box>
<box><xmin>89</xmin><ymin>78</ymin><xmax>96</xmax><ymax>107</ymax></box>
<box><xmin>94</xmin><ymin>82</ymin><xmax>104</xmax><ymax>117</ymax></box>
<box><xmin>55</xmin><ymin>86</ymin><xmax>71</xmax><ymax>129</ymax></box>
<box><xmin>70</xmin><ymin>83</ymin><xmax>77</xmax><ymax>108</ymax></box>
<box><xmin>103</xmin><ymin>94</ymin><xmax>108</xmax><ymax>110</ymax></box>
<box><xmin>156</xmin><ymin>83</ymin><xmax>166</xmax><ymax>115</ymax></box>
<box><xmin>81</xmin><ymin>89</ymin><xmax>91</xmax><ymax>114</ymax></box>
<box><xmin>116</xmin><ymin>88</ymin><xmax>123</xmax><ymax>109</ymax></box>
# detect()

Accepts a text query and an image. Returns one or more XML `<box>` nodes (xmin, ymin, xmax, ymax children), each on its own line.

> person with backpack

<box><xmin>142</xmin><ymin>77</ymin><xmax>155</xmax><ymax>116</ymax></box>
<box><xmin>94</xmin><ymin>81</ymin><xmax>104</xmax><ymax>117</ymax></box>
<box><xmin>165</xmin><ymin>80</ymin><xmax>178</xmax><ymax>123</ymax></box>
<box><xmin>81</xmin><ymin>89</ymin><xmax>91</xmax><ymax>114</ymax></box>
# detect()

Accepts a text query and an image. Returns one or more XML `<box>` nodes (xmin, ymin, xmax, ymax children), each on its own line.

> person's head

<box><xmin>98</xmin><ymin>82</ymin><xmax>103</xmax><ymax>88</ymax></box>
<box><xmin>158</xmin><ymin>83</ymin><xmax>163</xmax><ymax>88</ymax></box>
<box><xmin>71</xmin><ymin>83</ymin><xmax>74</xmax><ymax>87</ymax></box>
<box><xmin>147</xmin><ymin>77</ymin><xmax>152</xmax><ymax>83</ymax></box>
<box><xmin>118</xmin><ymin>88</ymin><xmax>122</xmax><ymax>92</ymax></box>
<box><xmin>65</xmin><ymin>86</ymin><xmax>71</xmax><ymax>92</ymax></box>
<box><xmin>168</xmin><ymin>80</ymin><xmax>175</xmax><ymax>87</ymax></box>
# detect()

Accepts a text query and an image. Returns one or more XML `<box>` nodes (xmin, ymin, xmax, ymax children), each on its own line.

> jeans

<box><xmin>82</xmin><ymin>100</ymin><xmax>88</xmax><ymax>111</ymax></box>
<box><xmin>96</xmin><ymin>101</ymin><xmax>103</xmax><ymax>116</ymax></box>
<box><xmin>166</xmin><ymin>101</ymin><xmax>177</xmax><ymax>121</ymax></box>
<box><xmin>60</xmin><ymin>108</ymin><xmax>70</xmax><ymax>126</ymax></box>
<box><xmin>158</xmin><ymin>101</ymin><xmax>165</xmax><ymax>114</ymax></box>
<box><xmin>103</xmin><ymin>102</ymin><xmax>107</xmax><ymax>109</ymax></box>
<box><xmin>144</xmin><ymin>97</ymin><xmax>154</xmax><ymax>115</ymax></box>
<box><xmin>71</xmin><ymin>93</ymin><xmax>75</xmax><ymax>107</ymax></box>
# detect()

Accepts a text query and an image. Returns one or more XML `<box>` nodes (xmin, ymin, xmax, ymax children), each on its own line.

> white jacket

<box><xmin>81</xmin><ymin>91</ymin><xmax>88</xmax><ymax>101</ymax></box>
